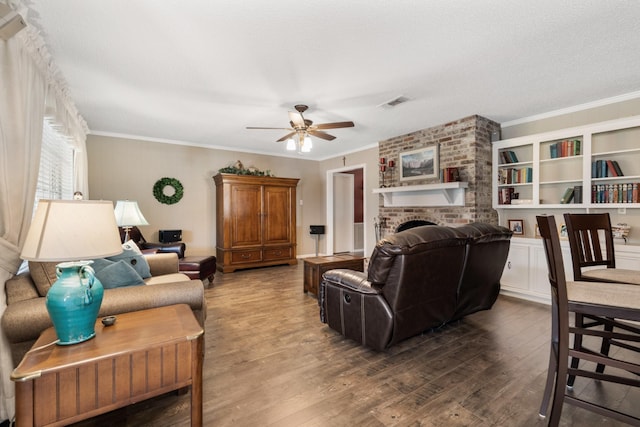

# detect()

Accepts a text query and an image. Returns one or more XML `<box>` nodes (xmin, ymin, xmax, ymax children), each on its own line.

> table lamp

<box><xmin>113</xmin><ymin>200</ymin><xmax>149</xmax><ymax>242</ymax></box>
<box><xmin>20</xmin><ymin>200</ymin><xmax>123</xmax><ymax>344</ymax></box>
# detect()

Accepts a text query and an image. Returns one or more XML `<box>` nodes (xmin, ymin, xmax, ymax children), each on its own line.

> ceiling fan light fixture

<box><xmin>301</xmin><ymin>135</ymin><xmax>312</xmax><ymax>153</ymax></box>
<box><xmin>248</xmin><ymin>104</ymin><xmax>354</xmax><ymax>152</ymax></box>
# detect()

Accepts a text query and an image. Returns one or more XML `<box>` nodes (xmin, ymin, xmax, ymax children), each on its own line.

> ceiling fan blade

<box><xmin>313</xmin><ymin>121</ymin><xmax>355</xmax><ymax>130</ymax></box>
<box><xmin>276</xmin><ymin>131</ymin><xmax>296</xmax><ymax>142</ymax></box>
<box><xmin>308</xmin><ymin>130</ymin><xmax>336</xmax><ymax>141</ymax></box>
<box><xmin>246</xmin><ymin>127</ymin><xmax>293</xmax><ymax>130</ymax></box>
<box><xmin>288</xmin><ymin>111</ymin><xmax>305</xmax><ymax>127</ymax></box>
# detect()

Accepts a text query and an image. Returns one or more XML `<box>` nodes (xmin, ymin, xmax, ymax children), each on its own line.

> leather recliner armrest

<box><xmin>321</xmin><ymin>269</ymin><xmax>380</xmax><ymax>295</ymax></box>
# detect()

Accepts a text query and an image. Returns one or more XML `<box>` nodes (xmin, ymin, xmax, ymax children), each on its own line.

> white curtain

<box><xmin>0</xmin><ymin>4</ymin><xmax>89</xmax><ymax>420</ymax></box>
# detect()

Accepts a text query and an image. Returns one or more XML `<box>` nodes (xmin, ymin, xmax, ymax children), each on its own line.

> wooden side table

<box><xmin>303</xmin><ymin>254</ymin><xmax>365</xmax><ymax>296</ymax></box>
<box><xmin>11</xmin><ymin>304</ymin><xmax>204</xmax><ymax>427</ymax></box>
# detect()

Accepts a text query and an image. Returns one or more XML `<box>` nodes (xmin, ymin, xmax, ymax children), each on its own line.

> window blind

<box><xmin>35</xmin><ymin>120</ymin><xmax>74</xmax><ymax>203</ymax></box>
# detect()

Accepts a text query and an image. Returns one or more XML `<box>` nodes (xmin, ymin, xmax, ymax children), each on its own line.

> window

<box><xmin>35</xmin><ymin>120</ymin><xmax>74</xmax><ymax>203</ymax></box>
<box><xmin>19</xmin><ymin>121</ymin><xmax>76</xmax><ymax>273</ymax></box>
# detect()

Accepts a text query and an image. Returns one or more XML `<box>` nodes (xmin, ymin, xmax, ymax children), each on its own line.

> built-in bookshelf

<box><xmin>493</xmin><ymin>115</ymin><xmax>640</xmax><ymax>209</ymax></box>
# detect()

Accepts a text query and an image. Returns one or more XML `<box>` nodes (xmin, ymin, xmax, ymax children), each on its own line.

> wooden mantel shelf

<box><xmin>373</xmin><ymin>182</ymin><xmax>469</xmax><ymax>207</ymax></box>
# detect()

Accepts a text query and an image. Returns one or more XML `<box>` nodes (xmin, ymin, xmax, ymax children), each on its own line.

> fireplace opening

<box><xmin>396</xmin><ymin>220</ymin><xmax>437</xmax><ymax>232</ymax></box>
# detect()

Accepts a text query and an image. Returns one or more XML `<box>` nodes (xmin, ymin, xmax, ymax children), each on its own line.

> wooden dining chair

<box><xmin>563</xmin><ymin>212</ymin><xmax>640</xmax><ymax>381</ymax></box>
<box><xmin>536</xmin><ymin>215</ymin><xmax>640</xmax><ymax>426</ymax></box>
<box><xmin>563</xmin><ymin>212</ymin><xmax>640</xmax><ymax>285</ymax></box>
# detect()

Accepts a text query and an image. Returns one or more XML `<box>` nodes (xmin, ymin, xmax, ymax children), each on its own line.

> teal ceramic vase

<box><xmin>45</xmin><ymin>261</ymin><xmax>104</xmax><ymax>345</ymax></box>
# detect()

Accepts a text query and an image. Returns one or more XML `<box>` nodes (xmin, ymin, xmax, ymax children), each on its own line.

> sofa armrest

<box><xmin>5</xmin><ymin>273</ymin><xmax>40</xmax><ymax>304</ymax></box>
<box><xmin>99</xmin><ymin>279</ymin><xmax>206</xmax><ymax>325</ymax></box>
<box><xmin>142</xmin><ymin>242</ymin><xmax>186</xmax><ymax>259</ymax></box>
<box><xmin>144</xmin><ymin>252</ymin><xmax>179</xmax><ymax>276</ymax></box>
<box><xmin>2</xmin><ymin>297</ymin><xmax>53</xmax><ymax>344</ymax></box>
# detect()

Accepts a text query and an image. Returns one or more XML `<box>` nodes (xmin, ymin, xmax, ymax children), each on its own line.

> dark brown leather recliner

<box><xmin>319</xmin><ymin>223</ymin><xmax>512</xmax><ymax>350</ymax></box>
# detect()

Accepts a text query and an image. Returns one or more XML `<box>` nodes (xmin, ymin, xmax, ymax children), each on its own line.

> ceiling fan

<box><xmin>247</xmin><ymin>105</ymin><xmax>354</xmax><ymax>152</ymax></box>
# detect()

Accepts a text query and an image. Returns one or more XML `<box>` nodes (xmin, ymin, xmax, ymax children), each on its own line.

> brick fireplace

<box><xmin>377</xmin><ymin>115</ymin><xmax>500</xmax><ymax>236</ymax></box>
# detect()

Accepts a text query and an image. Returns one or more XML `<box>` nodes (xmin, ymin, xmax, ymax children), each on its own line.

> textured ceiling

<box><xmin>24</xmin><ymin>0</ymin><xmax>640</xmax><ymax>160</ymax></box>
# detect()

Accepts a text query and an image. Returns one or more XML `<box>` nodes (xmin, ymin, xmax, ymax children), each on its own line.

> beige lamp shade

<box><xmin>21</xmin><ymin>200</ymin><xmax>123</xmax><ymax>262</ymax></box>
<box><xmin>113</xmin><ymin>200</ymin><xmax>149</xmax><ymax>227</ymax></box>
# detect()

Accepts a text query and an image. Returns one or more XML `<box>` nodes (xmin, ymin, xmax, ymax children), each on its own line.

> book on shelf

<box><xmin>612</xmin><ymin>160</ymin><xmax>623</xmax><ymax>176</ymax></box>
<box><xmin>573</xmin><ymin>185</ymin><xmax>583</xmax><ymax>203</ymax></box>
<box><xmin>500</xmin><ymin>150</ymin><xmax>519</xmax><ymax>164</ymax></box>
<box><xmin>499</xmin><ymin>167</ymin><xmax>532</xmax><ymax>184</ymax></box>
<box><xmin>606</xmin><ymin>160</ymin><xmax>622</xmax><ymax>177</ymax></box>
<box><xmin>441</xmin><ymin>167</ymin><xmax>460</xmax><ymax>183</ymax></box>
<box><xmin>549</xmin><ymin>139</ymin><xmax>581</xmax><ymax>159</ymax></box>
<box><xmin>560</xmin><ymin>187</ymin><xmax>575</xmax><ymax>204</ymax></box>
<box><xmin>590</xmin><ymin>182</ymin><xmax>639</xmax><ymax>203</ymax></box>
<box><xmin>592</xmin><ymin>159</ymin><xmax>624</xmax><ymax>178</ymax></box>
<box><xmin>498</xmin><ymin>187</ymin><xmax>515</xmax><ymax>205</ymax></box>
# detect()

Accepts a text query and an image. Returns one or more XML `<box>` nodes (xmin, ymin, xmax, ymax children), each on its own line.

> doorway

<box><xmin>326</xmin><ymin>164</ymin><xmax>367</xmax><ymax>256</ymax></box>
<box><xmin>333</xmin><ymin>173</ymin><xmax>354</xmax><ymax>253</ymax></box>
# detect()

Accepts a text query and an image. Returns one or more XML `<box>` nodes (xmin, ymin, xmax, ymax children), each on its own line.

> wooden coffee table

<box><xmin>11</xmin><ymin>304</ymin><xmax>204</xmax><ymax>427</ymax></box>
<box><xmin>303</xmin><ymin>253</ymin><xmax>365</xmax><ymax>296</ymax></box>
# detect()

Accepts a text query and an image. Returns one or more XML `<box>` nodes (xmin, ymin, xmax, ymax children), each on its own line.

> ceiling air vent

<box><xmin>378</xmin><ymin>95</ymin><xmax>409</xmax><ymax>109</ymax></box>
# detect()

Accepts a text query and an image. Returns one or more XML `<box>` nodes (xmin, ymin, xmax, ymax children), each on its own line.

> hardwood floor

<box><xmin>73</xmin><ymin>263</ymin><xmax>639</xmax><ymax>426</ymax></box>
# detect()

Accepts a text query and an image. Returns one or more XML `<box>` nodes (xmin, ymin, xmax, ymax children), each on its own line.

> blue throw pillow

<box><xmin>93</xmin><ymin>259</ymin><xmax>145</xmax><ymax>289</ymax></box>
<box><xmin>106</xmin><ymin>241</ymin><xmax>151</xmax><ymax>278</ymax></box>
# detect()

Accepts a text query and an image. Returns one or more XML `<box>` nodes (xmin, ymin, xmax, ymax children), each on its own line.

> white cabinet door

<box><xmin>501</xmin><ymin>243</ymin><xmax>530</xmax><ymax>291</ymax></box>
<box><xmin>530</xmin><ymin>246</ymin><xmax>552</xmax><ymax>297</ymax></box>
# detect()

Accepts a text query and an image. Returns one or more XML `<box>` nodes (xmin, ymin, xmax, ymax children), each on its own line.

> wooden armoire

<box><xmin>214</xmin><ymin>173</ymin><xmax>299</xmax><ymax>273</ymax></box>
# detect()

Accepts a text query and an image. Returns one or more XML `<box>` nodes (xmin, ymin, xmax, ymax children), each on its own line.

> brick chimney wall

<box><xmin>377</xmin><ymin>115</ymin><xmax>500</xmax><ymax>235</ymax></box>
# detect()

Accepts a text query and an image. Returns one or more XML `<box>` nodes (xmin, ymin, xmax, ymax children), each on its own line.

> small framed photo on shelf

<box><xmin>559</xmin><ymin>223</ymin><xmax>568</xmax><ymax>239</ymax></box>
<box><xmin>535</xmin><ymin>224</ymin><xmax>541</xmax><ymax>238</ymax></box>
<box><xmin>508</xmin><ymin>219</ymin><xmax>524</xmax><ymax>235</ymax></box>
<box><xmin>400</xmin><ymin>145</ymin><xmax>439</xmax><ymax>181</ymax></box>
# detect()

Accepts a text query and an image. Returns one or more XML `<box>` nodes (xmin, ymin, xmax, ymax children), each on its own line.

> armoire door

<box><xmin>230</xmin><ymin>183</ymin><xmax>262</xmax><ymax>247</ymax></box>
<box><xmin>263</xmin><ymin>185</ymin><xmax>292</xmax><ymax>245</ymax></box>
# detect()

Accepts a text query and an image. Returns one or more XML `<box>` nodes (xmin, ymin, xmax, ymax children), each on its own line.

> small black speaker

<box><xmin>159</xmin><ymin>229</ymin><xmax>182</xmax><ymax>243</ymax></box>
<box><xmin>310</xmin><ymin>225</ymin><xmax>325</xmax><ymax>235</ymax></box>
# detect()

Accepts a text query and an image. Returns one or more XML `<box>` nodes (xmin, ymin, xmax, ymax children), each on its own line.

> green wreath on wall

<box><xmin>153</xmin><ymin>177</ymin><xmax>184</xmax><ymax>205</ymax></box>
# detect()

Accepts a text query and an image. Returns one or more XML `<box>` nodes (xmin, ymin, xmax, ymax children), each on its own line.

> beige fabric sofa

<box><xmin>2</xmin><ymin>252</ymin><xmax>206</xmax><ymax>366</ymax></box>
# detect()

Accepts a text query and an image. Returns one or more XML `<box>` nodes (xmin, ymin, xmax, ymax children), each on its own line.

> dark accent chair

<box><xmin>120</xmin><ymin>226</ymin><xmax>216</xmax><ymax>284</ymax></box>
<box><xmin>536</xmin><ymin>215</ymin><xmax>640</xmax><ymax>425</ymax></box>
<box><xmin>319</xmin><ymin>222</ymin><xmax>512</xmax><ymax>350</ymax></box>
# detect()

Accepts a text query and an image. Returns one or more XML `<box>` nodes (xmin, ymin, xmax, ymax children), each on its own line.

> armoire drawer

<box><xmin>263</xmin><ymin>246</ymin><xmax>292</xmax><ymax>261</ymax></box>
<box><xmin>231</xmin><ymin>250</ymin><xmax>262</xmax><ymax>264</ymax></box>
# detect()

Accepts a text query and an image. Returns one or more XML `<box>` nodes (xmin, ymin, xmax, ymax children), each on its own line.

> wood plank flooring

<box><xmin>73</xmin><ymin>263</ymin><xmax>639</xmax><ymax>426</ymax></box>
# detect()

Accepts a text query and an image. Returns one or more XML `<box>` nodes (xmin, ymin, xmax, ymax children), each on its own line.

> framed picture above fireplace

<box><xmin>400</xmin><ymin>145</ymin><xmax>439</xmax><ymax>181</ymax></box>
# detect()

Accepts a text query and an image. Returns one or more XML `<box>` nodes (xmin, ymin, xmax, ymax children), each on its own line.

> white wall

<box><xmin>87</xmin><ymin>135</ymin><xmax>325</xmax><ymax>257</ymax></box>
